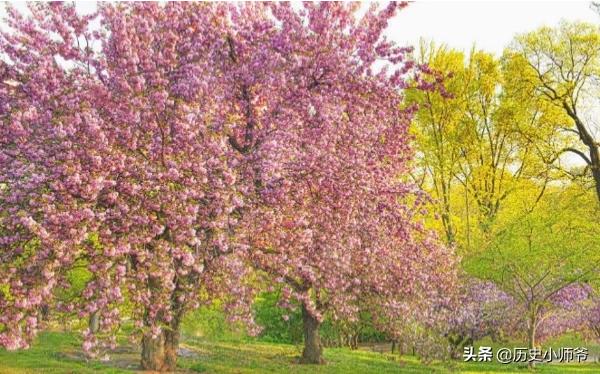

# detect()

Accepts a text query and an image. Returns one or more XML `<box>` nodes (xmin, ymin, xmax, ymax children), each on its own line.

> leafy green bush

<box><xmin>253</xmin><ymin>291</ymin><xmax>303</xmax><ymax>344</ymax></box>
<box><xmin>181</xmin><ymin>302</ymin><xmax>247</xmax><ymax>342</ymax></box>
<box><xmin>253</xmin><ymin>291</ymin><xmax>387</xmax><ymax>347</ymax></box>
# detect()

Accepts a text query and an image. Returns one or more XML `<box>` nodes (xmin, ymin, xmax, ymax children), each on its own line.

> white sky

<box><xmin>389</xmin><ymin>1</ymin><xmax>599</xmax><ymax>55</ymax></box>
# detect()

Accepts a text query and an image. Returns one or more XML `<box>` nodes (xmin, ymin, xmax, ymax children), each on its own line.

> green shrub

<box><xmin>253</xmin><ymin>291</ymin><xmax>303</xmax><ymax>344</ymax></box>
<box><xmin>181</xmin><ymin>303</ymin><xmax>246</xmax><ymax>342</ymax></box>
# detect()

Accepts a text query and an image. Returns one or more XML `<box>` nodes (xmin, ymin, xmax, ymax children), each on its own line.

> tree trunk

<box><xmin>582</xmin><ymin>136</ymin><xmax>600</xmax><ymax>202</ymax></box>
<box><xmin>350</xmin><ymin>334</ymin><xmax>358</xmax><ymax>350</ymax></box>
<box><xmin>527</xmin><ymin>312</ymin><xmax>537</xmax><ymax>369</ymax></box>
<box><xmin>89</xmin><ymin>311</ymin><xmax>100</xmax><ymax>333</ymax></box>
<box><xmin>141</xmin><ymin>324</ymin><xmax>180</xmax><ymax>371</ymax></box>
<box><xmin>300</xmin><ymin>304</ymin><xmax>324</xmax><ymax>364</ymax></box>
<box><xmin>563</xmin><ymin>103</ymin><xmax>600</xmax><ymax>203</ymax></box>
<box><xmin>40</xmin><ymin>304</ymin><xmax>50</xmax><ymax>322</ymax></box>
<box><xmin>440</xmin><ymin>180</ymin><xmax>455</xmax><ymax>245</ymax></box>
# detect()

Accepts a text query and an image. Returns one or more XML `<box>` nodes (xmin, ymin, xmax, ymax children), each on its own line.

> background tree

<box><xmin>465</xmin><ymin>185</ymin><xmax>600</xmax><ymax>359</ymax></box>
<box><xmin>407</xmin><ymin>42</ymin><xmax>467</xmax><ymax>245</ymax></box>
<box><xmin>441</xmin><ymin>279</ymin><xmax>516</xmax><ymax>359</ymax></box>
<box><xmin>505</xmin><ymin>22</ymin><xmax>600</xmax><ymax>202</ymax></box>
<box><xmin>409</xmin><ymin>45</ymin><xmax>556</xmax><ymax>253</ymax></box>
<box><xmin>581</xmin><ymin>289</ymin><xmax>600</xmax><ymax>341</ymax></box>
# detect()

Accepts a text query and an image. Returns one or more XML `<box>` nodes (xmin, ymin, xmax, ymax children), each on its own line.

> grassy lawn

<box><xmin>1</xmin><ymin>332</ymin><xmax>600</xmax><ymax>373</ymax></box>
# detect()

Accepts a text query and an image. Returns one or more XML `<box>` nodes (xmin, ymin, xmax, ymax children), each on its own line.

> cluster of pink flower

<box><xmin>0</xmin><ymin>2</ymin><xmax>455</xmax><ymax>369</ymax></box>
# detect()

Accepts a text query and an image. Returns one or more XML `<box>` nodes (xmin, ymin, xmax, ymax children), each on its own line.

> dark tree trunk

<box><xmin>138</xmin><ymin>243</ymin><xmax>185</xmax><ymax>372</ymax></box>
<box><xmin>447</xmin><ymin>334</ymin><xmax>472</xmax><ymax>359</ymax></box>
<box><xmin>141</xmin><ymin>321</ymin><xmax>180</xmax><ymax>371</ymax></box>
<box><xmin>40</xmin><ymin>304</ymin><xmax>50</xmax><ymax>322</ymax></box>
<box><xmin>350</xmin><ymin>333</ymin><xmax>358</xmax><ymax>350</ymax></box>
<box><xmin>563</xmin><ymin>103</ymin><xmax>600</xmax><ymax>203</ymax></box>
<box><xmin>588</xmin><ymin>144</ymin><xmax>600</xmax><ymax>202</ymax></box>
<box><xmin>300</xmin><ymin>304</ymin><xmax>324</xmax><ymax>364</ymax></box>
<box><xmin>580</xmin><ymin>132</ymin><xmax>600</xmax><ymax>202</ymax></box>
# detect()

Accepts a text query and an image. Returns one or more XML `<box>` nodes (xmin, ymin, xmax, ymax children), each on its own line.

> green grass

<box><xmin>0</xmin><ymin>332</ymin><xmax>127</xmax><ymax>374</ymax></box>
<box><xmin>1</xmin><ymin>332</ymin><xmax>600</xmax><ymax>373</ymax></box>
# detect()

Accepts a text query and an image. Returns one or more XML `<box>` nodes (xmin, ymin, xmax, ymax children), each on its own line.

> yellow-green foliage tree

<box><xmin>505</xmin><ymin>22</ymin><xmax>600</xmax><ymax>202</ymax></box>
<box><xmin>410</xmin><ymin>23</ymin><xmax>600</xmax><ymax>360</ymax></box>
<box><xmin>409</xmin><ymin>43</ymin><xmax>559</xmax><ymax>253</ymax></box>
<box><xmin>464</xmin><ymin>184</ymin><xmax>600</xmax><ymax>355</ymax></box>
<box><xmin>407</xmin><ymin>42</ymin><xmax>470</xmax><ymax>246</ymax></box>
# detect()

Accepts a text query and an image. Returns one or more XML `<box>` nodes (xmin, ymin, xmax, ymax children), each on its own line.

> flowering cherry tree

<box><xmin>250</xmin><ymin>182</ymin><xmax>456</xmax><ymax>363</ymax></box>
<box><xmin>373</xmin><ymin>278</ymin><xmax>514</xmax><ymax>361</ymax></box>
<box><xmin>581</xmin><ymin>290</ymin><xmax>600</xmax><ymax>341</ymax></box>
<box><xmin>0</xmin><ymin>1</ymin><xmax>449</xmax><ymax>370</ymax></box>
<box><xmin>223</xmin><ymin>2</ymin><xmax>455</xmax><ymax>364</ymax></box>
<box><xmin>535</xmin><ymin>283</ymin><xmax>592</xmax><ymax>343</ymax></box>
<box><xmin>441</xmin><ymin>280</ymin><xmax>516</xmax><ymax>358</ymax></box>
<box><xmin>0</xmin><ymin>2</ymin><xmax>256</xmax><ymax>371</ymax></box>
